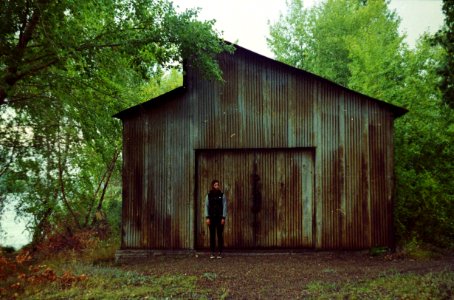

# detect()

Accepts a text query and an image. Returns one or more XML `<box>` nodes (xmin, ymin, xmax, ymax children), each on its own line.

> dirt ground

<box><xmin>120</xmin><ymin>250</ymin><xmax>454</xmax><ymax>299</ymax></box>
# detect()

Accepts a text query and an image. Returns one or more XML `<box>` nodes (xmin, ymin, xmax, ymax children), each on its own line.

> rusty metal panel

<box><xmin>315</xmin><ymin>82</ymin><xmax>343</xmax><ymax>249</ymax></box>
<box><xmin>189</xmin><ymin>51</ymin><xmax>316</xmax><ymax>150</ymax></box>
<box><xmin>196</xmin><ymin>149</ymin><xmax>314</xmax><ymax>249</ymax></box>
<box><xmin>120</xmin><ymin>93</ymin><xmax>194</xmax><ymax>250</ymax></box>
<box><xmin>121</xmin><ymin>117</ymin><xmax>143</xmax><ymax>249</ymax></box>
<box><xmin>369</xmin><ymin>105</ymin><xmax>394</xmax><ymax>247</ymax></box>
<box><xmin>310</xmin><ymin>79</ymin><xmax>397</xmax><ymax>249</ymax></box>
<box><xmin>342</xmin><ymin>93</ymin><xmax>370</xmax><ymax>249</ymax></box>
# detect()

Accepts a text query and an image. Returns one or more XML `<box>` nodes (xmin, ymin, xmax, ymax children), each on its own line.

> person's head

<box><xmin>211</xmin><ymin>179</ymin><xmax>220</xmax><ymax>190</ymax></box>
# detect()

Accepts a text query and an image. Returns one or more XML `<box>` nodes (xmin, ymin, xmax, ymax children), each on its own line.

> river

<box><xmin>0</xmin><ymin>200</ymin><xmax>32</xmax><ymax>250</ymax></box>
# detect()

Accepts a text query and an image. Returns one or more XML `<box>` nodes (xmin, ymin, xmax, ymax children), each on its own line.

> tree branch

<box><xmin>57</xmin><ymin>129</ymin><xmax>81</xmax><ymax>229</ymax></box>
<box><xmin>0</xmin><ymin>2</ymin><xmax>43</xmax><ymax>105</ymax></box>
<box><xmin>91</xmin><ymin>148</ymin><xmax>120</xmax><ymax>226</ymax></box>
<box><xmin>84</xmin><ymin>160</ymin><xmax>111</xmax><ymax>227</ymax></box>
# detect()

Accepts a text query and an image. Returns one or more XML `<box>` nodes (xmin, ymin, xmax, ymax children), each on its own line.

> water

<box><xmin>0</xmin><ymin>201</ymin><xmax>31</xmax><ymax>250</ymax></box>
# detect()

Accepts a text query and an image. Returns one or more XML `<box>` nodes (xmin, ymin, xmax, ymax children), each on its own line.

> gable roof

<box><xmin>114</xmin><ymin>42</ymin><xmax>408</xmax><ymax>120</ymax></box>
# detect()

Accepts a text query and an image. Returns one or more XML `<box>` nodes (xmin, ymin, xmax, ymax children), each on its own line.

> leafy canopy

<box><xmin>0</xmin><ymin>0</ymin><xmax>232</xmax><ymax>244</ymax></box>
<box><xmin>0</xmin><ymin>0</ymin><xmax>232</xmax><ymax>108</ymax></box>
<box><xmin>433</xmin><ymin>0</ymin><xmax>454</xmax><ymax>108</ymax></box>
<box><xmin>268</xmin><ymin>0</ymin><xmax>403</xmax><ymax>94</ymax></box>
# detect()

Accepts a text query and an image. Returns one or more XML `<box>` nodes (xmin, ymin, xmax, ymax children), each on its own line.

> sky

<box><xmin>173</xmin><ymin>0</ymin><xmax>445</xmax><ymax>57</ymax></box>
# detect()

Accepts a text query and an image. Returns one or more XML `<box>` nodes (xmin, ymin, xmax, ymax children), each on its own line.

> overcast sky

<box><xmin>173</xmin><ymin>0</ymin><xmax>445</xmax><ymax>57</ymax></box>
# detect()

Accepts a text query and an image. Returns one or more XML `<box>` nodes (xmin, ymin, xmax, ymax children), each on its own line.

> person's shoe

<box><xmin>216</xmin><ymin>253</ymin><xmax>222</xmax><ymax>259</ymax></box>
<box><xmin>210</xmin><ymin>254</ymin><xmax>215</xmax><ymax>259</ymax></box>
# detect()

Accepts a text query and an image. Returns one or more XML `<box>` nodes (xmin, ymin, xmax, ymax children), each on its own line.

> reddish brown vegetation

<box><xmin>0</xmin><ymin>230</ymin><xmax>98</xmax><ymax>299</ymax></box>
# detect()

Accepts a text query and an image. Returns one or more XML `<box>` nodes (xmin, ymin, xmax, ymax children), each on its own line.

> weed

<box><xmin>220</xmin><ymin>287</ymin><xmax>230</xmax><ymax>299</ymax></box>
<box><xmin>322</xmin><ymin>268</ymin><xmax>336</xmax><ymax>274</ymax></box>
<box><xmin>401</xmin><ymin>236</ymin><xmax>436</xmax><ymax>259</ymax></box>
<box><xmin>369</xmin><ymin>246</ymin><xmax>389</xmax><ymax>257</ymax></box>
<box><xmin>0</xmin><ymin>250</ymin><xmax>88</xmax><ymax>299</ymax></box>
<box><xmin>202</xmin><ymin>272</ymin><xmax>217</xmax><ymax>281</ymax></box>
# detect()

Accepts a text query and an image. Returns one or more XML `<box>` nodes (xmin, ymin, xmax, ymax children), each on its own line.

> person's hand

<box><xmin>221</xmin><ymin>219</ymin><xmax>225</xmax><ymax>225</ymax></box>
<box><xmin>206</xmin><ymin>219</ymin><xmax>210</xmax><ymax>225</ymax></box>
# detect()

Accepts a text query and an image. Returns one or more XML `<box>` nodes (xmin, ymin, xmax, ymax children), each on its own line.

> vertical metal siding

<box><xmin>369</xmin><ymin>106</ymin><xmax>394</xmax><ymax>247</ymax></box>
<box><xmin>196</xmin><ymin>149</ymin><xmax>314</xmax><ymax>249</ymax></box>
<box><xmin>121</xmin><ymin>94</ymin><xmax>194</xmax><ymax>249</ymax></box>
<box><xmin>343</xmin><ymin>94</ymin><xmax>371</xmax><ymax>249</ymax></box>
<box><xmin>192</xmin><ymin>52</ymin><xmax>316</xmax><ymax>150</ymax></box>
<box><xmin>119</xmin><ymin>46</ymin><xmax>399</xmax><ymax>251</ymax></box>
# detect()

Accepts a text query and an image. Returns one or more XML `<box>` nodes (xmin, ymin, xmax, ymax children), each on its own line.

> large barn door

<box><xmin>196</xmin><ymin>149</ymin><xmax>314</xmax><ymax>249</ymax></box>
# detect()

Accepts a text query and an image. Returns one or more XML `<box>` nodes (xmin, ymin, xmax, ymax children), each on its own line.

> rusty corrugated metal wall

<box><xmin>117</xmin><ymin>45</ymin><xmax>403</xmax><ymax>250</ymax></box>
<box><xmin>196</xmin><ymin>149</ymin><xmax>315</xmax><ymax>249</ymax></box>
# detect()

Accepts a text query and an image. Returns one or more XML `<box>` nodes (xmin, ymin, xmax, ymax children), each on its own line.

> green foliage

<box><xmin>268</xmin><ymin>0</ymin><xmax>454</xmax><ymax>248</ymax></box>
<box><xmin>0</xmin><ymin>0</ymin><xmax>232</xmax><ymax>106</ymax></box>
<box><xmin>393</xmin><ymin>37</ymin><xmax>454</xmax><ymax>248</ymax></box>
<box><xmin>400</xmin><ymin>236</ymin><xmax>437</xmax><ymax>260</ymax></box>
<box><xmin>433</xmin><ymin>0</ymin><xmax>454</xmax><ymax>109</ymax></box>
<box><xmin>369</xmin><ymin>246</ymin><xmax>389</xmax><ymax>257</ymax></box>
<box><xmin>268</xmin><ymin>0</ymin><xmax>403</xmax><ymax>88</ymax></box>
<box><xmin>138</xmin><ymin>68</ymin><xmax>183</xmax><ymax>100</ymax></box>
<box><xmin>103</xmin><ymin>196</ymin><xmax>122</xmax><ymax>238</ymax></box>
<box><xmin>0</xmin><ymin>0</ymin><xmax>232</xmax><ymax>244</ymax></box>
<box><xmin>345</xmin><ymin>1</ymin><xmax>404</xmax><ymax>101</ymax></box>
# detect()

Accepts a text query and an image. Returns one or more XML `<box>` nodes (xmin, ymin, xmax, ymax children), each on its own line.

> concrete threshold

<box><xmin>115</xmin><ymin>249</ymin><xmax>321</xmax><ymax>263</ymax></box>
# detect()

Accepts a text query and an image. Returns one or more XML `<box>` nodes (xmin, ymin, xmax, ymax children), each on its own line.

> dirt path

<box><xmin>120</xmin><ymin>251</ymin><xmax>454</xmax><ymax>299</ymax></box>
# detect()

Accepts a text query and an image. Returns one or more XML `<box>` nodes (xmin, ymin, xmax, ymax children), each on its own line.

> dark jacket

<box><xmin>204</xmin><ymin>190</ymin><xmax>227</xmax><ymax>219</ymax></box>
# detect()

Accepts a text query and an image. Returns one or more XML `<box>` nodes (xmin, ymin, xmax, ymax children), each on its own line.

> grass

<box><xmin>1</xmin><ymin>234</ymin><xmax>453</xmax><ymax>299</ymax></box>
<box><xmin>21</xmin><ymin>265</ymin><xmax>207</xmax><ymax>299</ymax></box>
<box><xmin>12</xmin><ymin>261</ymin><xmax>452</xmax><ymax>300</ymax></box>
<box><xmin>302</xmin><ymin>270</ymin><xmax>454</xmax><ymax>299</ymax></box>
<box><xmin>0</xmin><ymin>234</ymin><xmax>212</xmax><ymax>299</ymax></box>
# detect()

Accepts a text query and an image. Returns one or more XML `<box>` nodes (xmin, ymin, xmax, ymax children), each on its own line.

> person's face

<box><xmin>213</xmin><ymin>182</ymin><xmax>220</xmax><ymax>190</ymax></box>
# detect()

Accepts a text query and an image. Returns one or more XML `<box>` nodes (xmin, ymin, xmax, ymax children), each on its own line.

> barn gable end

<box><xmin>114</xmin><ymin>44</ymin><xmax>407</xmax><ymax>255</ymax></box>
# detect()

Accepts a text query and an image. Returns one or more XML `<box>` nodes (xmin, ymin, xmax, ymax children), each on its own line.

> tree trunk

<box><xmin>0</xmin><ymin>89</ymin><xmax>7</xmax><ymax>105</ymax></box>
<box><xmin>30</xmin><ymin>207</ymin><xmax>53</xmax><ymax>249</ymax></box>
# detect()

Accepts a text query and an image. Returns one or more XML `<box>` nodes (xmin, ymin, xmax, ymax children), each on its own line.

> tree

<box><xmin>0</xmin><ymin>0</ymin><xmax>231</xmax><ymax>107</ymax></box>
<box><xmin>0</xmin><ymin>68</ymin><xmax>187</xmax><ymax>244</ymax></box>
<box><xmin>268</xmin><ymin>0</ymin><xmax>403</xmax><ymax>90</ymax></box>
<box><xmin>391</xmin><ymin>36</ymin><xmax>454</xmax><ymax>247</ymax></box>
<box><xmin>433</xmin><ymin>0</ymin><xmax>454</xmax><ymax>109</ymax></box>
<box><xmin>0</xmin><ymin>0</ymin><xmax>233</xmax><ymax>245</ymax></box>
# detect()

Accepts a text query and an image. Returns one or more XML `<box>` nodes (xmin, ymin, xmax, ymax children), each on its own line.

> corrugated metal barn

<box><xmin>113</xmin><ymin>44</ymin><xmax>407</xmax><ymax>255</ymax></box>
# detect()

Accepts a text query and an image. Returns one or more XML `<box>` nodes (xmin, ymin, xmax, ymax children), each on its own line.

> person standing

<box><xmin>205</xmin><ymin>179</ymin><xmax>227</xmax><ymax>259</ymax></box>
